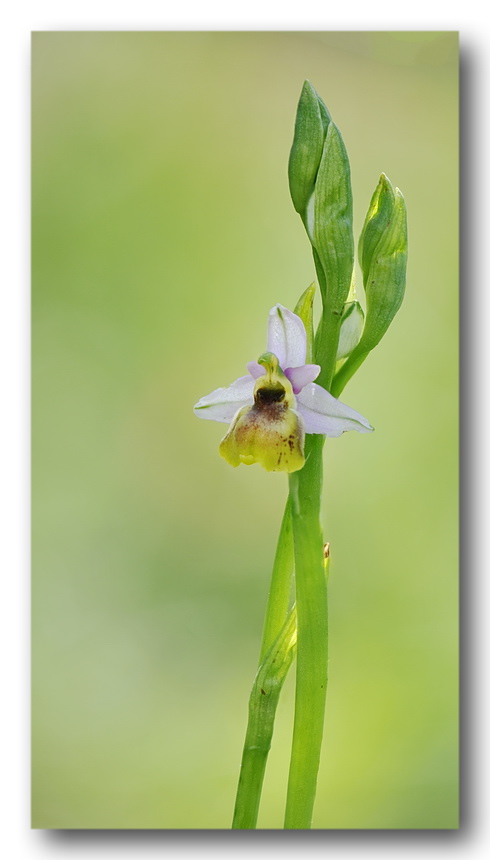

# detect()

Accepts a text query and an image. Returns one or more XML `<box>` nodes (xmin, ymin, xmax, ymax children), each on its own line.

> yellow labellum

<box><xmin>219</xmin><ymin>353</ymin><xmax>305</xmax><ymax>473</ymax></box>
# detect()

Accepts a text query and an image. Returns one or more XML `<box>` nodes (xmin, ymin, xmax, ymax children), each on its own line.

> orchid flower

<box><xmin>194</xmin><ymin>304</ymin><xmax>373</xmax><ymax>473</ymax></box>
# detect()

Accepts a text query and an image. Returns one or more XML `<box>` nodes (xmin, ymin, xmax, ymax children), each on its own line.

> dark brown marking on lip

<box><xmin>255</xmin><ymin>387</ymin><xmax>285</xmax><ymax>405</ymax></box>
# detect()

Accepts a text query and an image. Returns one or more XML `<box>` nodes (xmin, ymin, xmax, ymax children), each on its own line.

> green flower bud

<box><xmin>288</xmin><ymin>80</ymin><xmax>331</xmax><ymax>219</ymax></box>
<box><xmin>358</xmin><ymin>181</ymin><xmax>408</xmax><ymax>352</ymax></box>
<box><xmin>336</xmin><ymin>301</ymin><xmax>364</xmax><ymax>361</ymax></box>
<box><xmin>358</xmin><ymin>173</ymin><xmax>395</xmax><ymax>277</ymax></box>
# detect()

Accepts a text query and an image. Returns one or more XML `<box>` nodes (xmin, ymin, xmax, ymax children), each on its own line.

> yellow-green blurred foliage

<box><xmin>32</xmin><ymin>32</ymin><xmax>458</xmax><ymax>829</ymax></box>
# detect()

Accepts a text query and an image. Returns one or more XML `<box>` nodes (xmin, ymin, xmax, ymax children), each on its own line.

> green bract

<box><xmin>312</xmin><ymin>122</ymin><xmax>354</xmax><ymax>314</ymax></box>
<box><xmin>293</xmin><ymin>283</ymin><xmax>316</xmax><ymax>363</ymax></box>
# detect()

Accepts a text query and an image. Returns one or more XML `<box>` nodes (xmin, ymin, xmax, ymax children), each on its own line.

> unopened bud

<box><xmin>288</xmin><ymin>80</ymin><xmax>331</xmax><ymax>220</ymax></box>
<box><xmin>357</xmin><ymin>176</ymin><xmax>407</xmax><ymax>352</ymax></box>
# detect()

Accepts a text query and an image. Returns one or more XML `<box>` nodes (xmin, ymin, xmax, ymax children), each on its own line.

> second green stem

<box><xmin>284</xmin><ymin>435</ymin><xmax>328</xmax><ymax>828</ymax></box>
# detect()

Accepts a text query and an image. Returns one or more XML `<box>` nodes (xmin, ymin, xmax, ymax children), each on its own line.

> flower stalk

<box><xmin>284</xmin><ymin>434</ymin><xmax>327</xmax><ymax>828</ymax></box>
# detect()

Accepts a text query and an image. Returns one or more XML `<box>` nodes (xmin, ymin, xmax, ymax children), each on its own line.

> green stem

<box><xmin>284</xmin><ymin>435</ymin><xmax>328</xmax><ymax>828</ymax></box>
<box><xmin>232</xmin><ymin>605</ymin><xmax>297</xmax><ymax>829</ymax></box>
<box><xmin>315</xmin><ymin>312</ymin><xmax>343</xmax><ymax>391</ymax></box>
<box><xmin>259</xmin><ymin>495</ymin><xmax>294</xmax><ymax>662</ymax></box>
<box><xmin>311</xmin><ymin>248</ymin><xmax>344</xmax><ymax>392</ymax></box>
<box><xmin>331</xmin><ymin>343</ymin><xmax>369</xmax><ymax>398</ymax></box>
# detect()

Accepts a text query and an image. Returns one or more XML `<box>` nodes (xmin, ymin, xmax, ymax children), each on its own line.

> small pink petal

<box><xmin>285</xmin><ymin>364</ymin><xmax>321</xmax><ymax>394</ymax></box>
<box><xmin>246</xmin><ymin>361</ymin><xmax>265</xmax><ymax>379</ymax></box>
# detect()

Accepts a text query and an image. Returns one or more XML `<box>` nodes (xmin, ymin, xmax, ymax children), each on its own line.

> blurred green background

<box><xmin>32</xmin><ymin>31</ymin><xmax>458</xmax><ymax>829</ymax></box>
